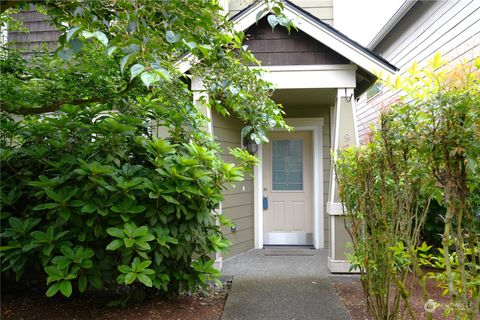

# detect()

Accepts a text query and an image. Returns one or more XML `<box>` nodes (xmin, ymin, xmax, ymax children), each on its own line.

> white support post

<box><xmin>192</xmin><ymin>76</ymin><xmax>223</xmax><ymax>270</ymax></box>
<box><xmin>327</xmin><ymin>88</ymin><xmax>358</xmax><ymax>273</ymax></box>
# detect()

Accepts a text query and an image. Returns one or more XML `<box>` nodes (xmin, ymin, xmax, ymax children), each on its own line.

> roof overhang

<box><xmin>367</xmin><ymin>0</ymin><xmax>418</xmax><ymax>50</ymax></box>
<box><xmin>179</xmin><ymin>0</ymin><xmax>398</xmax><ymax>94</ymax></box>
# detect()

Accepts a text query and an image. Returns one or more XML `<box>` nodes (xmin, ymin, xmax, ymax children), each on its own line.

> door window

<box><xmin>272</xmin><ymin>139</ymin><xmax>303</xmax><ymax>191</ymax></box>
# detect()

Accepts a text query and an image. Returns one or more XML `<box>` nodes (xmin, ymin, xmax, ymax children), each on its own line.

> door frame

<box><xmin>254</xmin><ymin>117</ymin><xmax>325</xmax><ymax>249</ymax></box>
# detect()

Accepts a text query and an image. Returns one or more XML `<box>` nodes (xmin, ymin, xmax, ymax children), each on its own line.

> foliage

<box><xmin>336</xmin><ymin>111</ymin><xmax>435</xmax><ymax>320</ymax></box>
<box><xmin>421</xmin><ymin>199</ymin><xmax>445</xmax><ymax>249</ymax></box>
<box><xmin>0</xmin><ymin>104</ymin><xmax>243</xmax><ymax>297</ymax></box>
<box><xmin>0</xmin><ymin>0</ymin><xmax>291</xmax><ymax>299</ymax></box>
<box><xmin>336</xmin><ymin>55</ymin><xmax>480</xmax><ymax>320</ymax></box>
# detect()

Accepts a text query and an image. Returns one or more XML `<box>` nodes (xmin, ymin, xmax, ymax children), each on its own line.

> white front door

<box><xmin>262</xmin><ymin>131</ymin><xmax>313</xmax><ymax>245</ymax></box>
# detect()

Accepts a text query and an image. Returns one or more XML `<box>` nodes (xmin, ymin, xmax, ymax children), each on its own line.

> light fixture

<box><xmin>344</xmin><ymin>88</ymin><xmax>353</xmax><ymax>102</ymax></box>
<box><xmin>243</xmin><ymin>133</ymin><xmax>258</xmax><ymax>155</ymax></box>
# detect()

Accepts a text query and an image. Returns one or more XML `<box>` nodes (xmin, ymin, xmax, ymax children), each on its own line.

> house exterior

<box><xmin>5</xmin><ymin>1</ymin><xmax>402</xmax><ymax>273</ymax></box>
<box><xmin>356</xmin><ymin>0</ymin><xmax>480</xmax><ymax>142</ymax></box>
<box><xmin>193</xmin><ymin>0</ymin><xmax>398</xmax><ymax>273</ymax></box>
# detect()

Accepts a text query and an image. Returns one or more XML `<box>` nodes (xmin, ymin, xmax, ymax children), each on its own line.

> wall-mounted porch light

<box><xmin>243</xmin><ymin>134</ymin><xmax>259</xmax><ymax>155</ymax></box>
<box><xmin>343</xmin><ymin>88</ymin><xmax>354</xmax><ymax>103</ymax></box>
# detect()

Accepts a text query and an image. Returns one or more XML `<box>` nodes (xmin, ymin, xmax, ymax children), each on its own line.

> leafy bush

<box><xmin>336</xmin><ymin>55</ymin><xmax>480</xmax><ymax>319</ymax></box>
<box><xmin>0</xmin><ymin>0</ymin><xmax>289</xmax><ymax>300</ymax></box>
<box><xmin>0</xmin><ymin>104</ymin><xmax>246</xmax><ymax>297</ymax></box>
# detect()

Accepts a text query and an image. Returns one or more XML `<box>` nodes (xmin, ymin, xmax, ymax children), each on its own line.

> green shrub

<box><xmin>0</xmin><ymin>104</ymin><xmax>244</xmax><ymax>297</ymax></box>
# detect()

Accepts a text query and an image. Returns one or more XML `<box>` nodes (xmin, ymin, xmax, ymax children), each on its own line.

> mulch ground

<box><xmin>333</xmin><ymin>274</ymin><xmax>454</xmax><ymax>320</ymax></box>
<box><xmin>1</xmin><ymin>285</ymin><xmax>228</xmax><ymax>320</ymax></box>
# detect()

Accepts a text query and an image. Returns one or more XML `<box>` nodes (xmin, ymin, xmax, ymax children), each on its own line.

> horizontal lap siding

<box><xmin>357</xmin><ymin>0</ymin><xmax>480</xmax><ymax>142</ymax></box>
<box><xmin>229</xmin><ymin>0</ymin><xmax>333</xmax><ymax>25</ymax></box>
<box><xmin>212</xmin><ymin>111</ymin><xmax>255</xmax><ymax>258</ymax></box>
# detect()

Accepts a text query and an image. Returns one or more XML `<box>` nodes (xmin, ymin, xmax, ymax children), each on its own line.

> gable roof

<box><xmin>179</xmin><ymin>0</ymin><xmax>398</xmax><ymax>95</ymax></box>
<box><xmin>231</xmin><ymin>0</ymin><xmax>398</xmax><ymax>76</ymax></box>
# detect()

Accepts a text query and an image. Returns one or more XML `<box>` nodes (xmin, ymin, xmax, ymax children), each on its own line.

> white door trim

<box><xmin>254</xmin><ymin>118</ymin><xmax>325</xmax><ymax>249</ymax></box>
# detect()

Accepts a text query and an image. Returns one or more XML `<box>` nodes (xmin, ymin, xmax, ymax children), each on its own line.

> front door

<box><xmin>263</xmin><ymin>131</ymin><xmax>313</xmax><ymax>245</ymax></box>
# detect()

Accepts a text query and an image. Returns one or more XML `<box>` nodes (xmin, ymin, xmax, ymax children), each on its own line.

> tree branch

<box><xmin>3</xmin><ymin>96</ymin><xmax>107</xmax><ymax>115</ymax></box>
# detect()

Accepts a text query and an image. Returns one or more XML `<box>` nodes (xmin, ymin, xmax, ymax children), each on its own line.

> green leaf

<box><xmin>106</xmin><ymin>239</ymin><xmax>124</xmax><ymax>251</ymax></box>
<box><xmin>33</xmin><ymin>203</ymin><xmax>59</xmax><ymax>210</ymax></box>
<box><xmin>78</xmin><ymin>275</ymin><xmax>87</xmax><ymax>293</ymax></box>
<box><xmin>129</xmin><ymin>205</ymin><xmax>146</xmax><ymax>214</ymax></box>
<box><xmin>125</xmin><ymin>272</ymin><xmax>136</xmax><ymax>284</ymax></box>
<box><xmin>69</xmin><ymin>38</ymin><xmax>83</xmax><ymax>53</ymax></box>
<box><xmin>60</xmin><ymin>246</ymin><xmax>75</xmax><ymax>259</ymax></box>
<box><xmin>137</xmin><ymin>273</ymin><xmax>152</xmax><ymax>287</ymax></box>
<box><xmin>120</xmin><ymin>53</ymin><xmax>135</xmax><ymax>73</ymax></box>
<box><xmin>124</xmin><ymin>238</ymin><xmax>135</xmax><ymax>248</ymax></box>
<box><xmin>140</xmin><ymin>72</ymin><xmax>160</xmax><ymax>87</ymax></box>
<box><xmin>138</xmin><ymin>260</ymin><xmax>152</xmax><ymax>270</ymax></box>
<box><xmin>93</xmin><ymin>31</ymin><xmax>108</xmax><ymax>46</ymax></box>
<box><xmin>59</xmin><ymin>280</ymin><xmax>72</xmax><ymax>297</ymax></box>
<box><xmin>66</xmin><ymin>27</ymin><xmax>81</xmax><ymax>42</ymax></box>
<box><xmin>81</xmin><ymin>203</ymin><xmax>97</xmax><ymax>213</ymax></box>
<box><xmin>130</xmin><ymin>64</ymin><xmax>145</xmax><ymax>80</ymax></box>
<box><xmin>106</xmin><ymin>227</ymin><xmax>124</xmax><ymax>238</ymax></box>
<box><xmin>46</xmin><ymin>283</ymin><xmax>59</xmax><ymax>297</ymax></box>
<box><xmin>107</xmin><ymin>45</ymin><xmax>117</xmax><ymax>56</ymax></box>
<box><xmin>132</xmin><ymin>226</ymin><xmax>148</xmax><ymax>238</ymax></box>
<box><xmin>152</xmin><ymin>65</ymin><xmax>171</xmax><ymax>81</ymax></box>
<box><xmin>118</xmin><ymin>265</ymin><xmax>131</xmax><ymax>274</ymax></box>
<box><xmin>267</xmin><ymin>15</ymin><xmax>278</xmax><ymax>28</ymax></box>
<box><xmin>165</xmin><ymin>30</ymin><xmax>180</xmax><ymax>43</ymax></box>
<box><xmin>161</xmin><ymin>195</ymin><xmax>179</xmax><ymax>204</ymax></box>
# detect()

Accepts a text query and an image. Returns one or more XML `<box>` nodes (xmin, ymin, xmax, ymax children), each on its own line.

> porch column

<box><xmin>192</xmin><ymin>76</ymin><xmax>223</xmax><ymax>270</ymax></box>
<box><xmin>327</xmin><ymin>88</ymin><xmax>358</xmax><ymax>273</ymax></box>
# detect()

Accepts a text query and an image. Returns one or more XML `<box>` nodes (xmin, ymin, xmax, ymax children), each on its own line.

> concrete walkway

<box><xmin>221</xmin><ymin>249</ymin><xmax>352</xmax><ymax>320</ymax></box>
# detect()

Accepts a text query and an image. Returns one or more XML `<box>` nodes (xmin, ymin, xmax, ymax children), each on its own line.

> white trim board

<box><xmin>253</xmin><ymin>64</ymin><xmax>357</xmax><ymax>89</ymax></box>
<box><xmin>254</xmin><ymin>117</ymin><xmax>325</xmax><ymax>249</ymax></box>
<box><xmin>328</xmin><ymin>257</ymin><xmax>359</xmax><ymax>273</ymax></box>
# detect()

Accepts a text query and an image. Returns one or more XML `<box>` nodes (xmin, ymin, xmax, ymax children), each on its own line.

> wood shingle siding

<box><xmin>244</xmin><ymin>17</ymin><xmax>349</xmax><ymax>66</ymax></box>
<box><xmin>357</xmin><ymin>0</ymin><xmax>480</xmax><ymax>141</ymax></box>
<box><xmin>8</xmin><ymin>7</ymin><xmax>60</xmax><ymax>55</ymax></box>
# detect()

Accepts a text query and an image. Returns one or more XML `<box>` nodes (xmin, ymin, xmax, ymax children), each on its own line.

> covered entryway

<box><xmin>189</xmin><ymin>0</ymin><xmax>397</xmax><ymax>272</ymax></box>
<box><xmin>262</xmin><ymin>131</ymin><xmax>313</xmax><ymax>245</ymax></box>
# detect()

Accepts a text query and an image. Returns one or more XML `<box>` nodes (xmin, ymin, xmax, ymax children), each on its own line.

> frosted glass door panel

<box><xmin>272</xmin><ymin>139</ymin><xmax>303</xmax><ymax>191</ymax></box>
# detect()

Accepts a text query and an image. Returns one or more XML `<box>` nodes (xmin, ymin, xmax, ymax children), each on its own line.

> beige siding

<box><xmin>334</xmin><ymin>216</ymin><xmax>352</xmax><ymax>260</ymax></box>
<box><xmin>212</xmin><ymin>111</ymin><xmax>255</xmax><ymax>258</ymax></box>
<box><xmin>214</xmin><ymin>103</ymin><xmax>333</xmax><ymax>256</ymax></box>
<box><xmin>229</xmin><ymin>0</ymin><xmax>334</xmax><ymax>25</ymax></box>
<box><xmin>357</xmin><ymin>0</ymin><xmax>480</xmax><ymax>141</ymax></box>
<box><xmin>283</xmin><ymin>104</ymin><xmax>331</xmax><ymax>249</ymax></box>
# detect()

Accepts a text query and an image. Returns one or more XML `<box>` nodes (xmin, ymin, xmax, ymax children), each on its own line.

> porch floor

<box><xmin>221</xmin><ymin>248</ymin><xmax>353</xmax><ymax>320</ymax></box>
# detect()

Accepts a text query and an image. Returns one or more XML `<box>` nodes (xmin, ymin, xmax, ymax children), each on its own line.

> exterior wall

<box><xmin>8</xmin><ymin>7</ymin><xmax>59</xmax><ymax>54</ymax></box>
<box><xmin>282</xmin><ymin>104</ymin><xmax>331</xmax><ymax>249</ymax></box>
<box><xmin>212</xmin><ymin>112</ymin><xmax>255</xmax><ymax>258</ymax></box>
<box><xmin>334</xmin><ymin>216</ymin><xmax>352</xmax><ymax>260</ymax></box>
<box><xmin>357</xmin><ymin>0</ymin><xmax>480</xmax><ymax>141</ymax></box>
<box><xmin>244</xmin><ymin>17</ymin><xmax>349</xmax><ymax>65</ymax></box>
<box><xmin>229</xmin><ymin>0</ymin><xmax>334</xmax><ymax>25</ymax></box>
